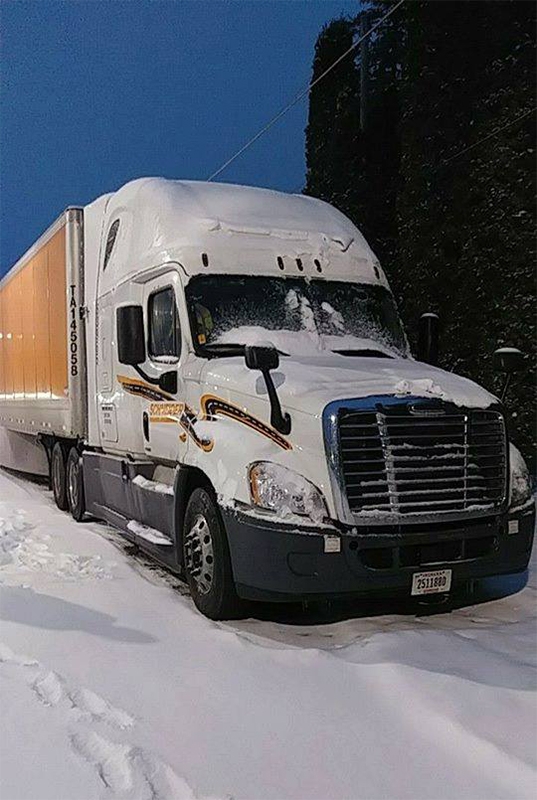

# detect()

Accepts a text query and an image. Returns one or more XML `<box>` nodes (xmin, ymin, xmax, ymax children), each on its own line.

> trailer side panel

<box><xmin>0</xmin><ymin>210</ymin><xmax>85</xmax><ymax>440</ymax></box>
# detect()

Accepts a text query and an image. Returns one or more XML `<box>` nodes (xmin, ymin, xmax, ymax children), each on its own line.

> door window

<box><xmin>148</xmin><ymin>287</ymin><xmax>180</xmax><ymax>359</ymax></box>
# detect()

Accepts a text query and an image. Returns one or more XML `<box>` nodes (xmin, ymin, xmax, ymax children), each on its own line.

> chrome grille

<box><xmin>338</xmin><ymin>406</ymin><xmax>506</xmax><ymax>517</ymax></box>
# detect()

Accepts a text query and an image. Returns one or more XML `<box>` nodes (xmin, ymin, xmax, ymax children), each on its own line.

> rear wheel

<box><xmin>183</xmin><ymin>487</ymin><xmax>242</xmax><ymax>620</ymax></box>
<box><xmin>51</xmin><ymin>442</ymin><xmax>68</xmax><ymax>510</ymax></box>
<box><xmin>66</xmin><ymin>447</ymin><xmax>85</xmax><ymax>522</ymax></box>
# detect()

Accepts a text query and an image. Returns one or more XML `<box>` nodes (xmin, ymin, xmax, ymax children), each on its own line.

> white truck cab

<box><xmin>1</xmin><ymin>178</ymin><xmax>534</xmax><ymax>618</ymax></box>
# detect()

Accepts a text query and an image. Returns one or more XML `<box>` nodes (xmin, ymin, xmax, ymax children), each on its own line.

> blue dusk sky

<box><xmin>0</xmin><ymin>0</ymin><xmax>361</xmax><ymax>277</ymax></box>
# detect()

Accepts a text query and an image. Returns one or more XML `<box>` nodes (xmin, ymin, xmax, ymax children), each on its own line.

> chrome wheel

<box><xmin>68</xmin><ymin>456</ymin><xmax>79</xmax><ymax>509</ymax></box>
<box><xmin>52</xmin><ymin>455</ymin><xmax>63</xmax><ymax>498</ymax></box>
<box><xmin>51</xmin><ymin>442</ymin><xmax>68</xmax><ymax>510</ymax></box>
<box><xmin>66</xmin><ymin>447</ymin><xmax>85</xmax><ymax>522</ymax></box>
<box><xmin>182</xmin><ymin>488</ymin><xmax>241</xmax><ymax>619</ymax></box>
<box><xmin>184</xmin><ymin>514</ymin><xmax>214</xmax><ymax>595</ymax></box>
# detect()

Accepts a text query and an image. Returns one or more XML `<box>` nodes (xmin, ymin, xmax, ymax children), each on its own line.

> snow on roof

<box><xmin>97</xmin><ymin>177</ymin><xmax>383</xmax><ymax>285</ymax></box>
<box><xmin>107</xmin><ymin>177</ymin><xmax>361</xmax><ymax>245</ymax></box>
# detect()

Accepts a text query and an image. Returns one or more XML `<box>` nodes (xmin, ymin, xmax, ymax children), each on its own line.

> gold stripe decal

<box><xmin>144</xmin><ymin>395</ymin><xmax>292</xmax><ymax>452</ymax></box>
<box><xmin>200</xmin><ymin>394</ymin><xmax>292</xmax><ymax>451</ymax></box>
<box><xmin>117</xmin><ymin>375</ymin><xmax>174</xmax><ymax>403</ymax></box>
<box><xmin>117</xmin><ymin>375</ymin><xmax>292</xmax><ymax>451</ymax></box>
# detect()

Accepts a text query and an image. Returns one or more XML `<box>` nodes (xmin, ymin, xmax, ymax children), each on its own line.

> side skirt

<box><xmin>82</xmin><ymin>451</ymin><xmax>179</xmax><ymax>571</ymax></box>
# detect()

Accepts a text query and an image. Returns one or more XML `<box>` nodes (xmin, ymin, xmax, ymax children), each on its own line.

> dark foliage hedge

<box><xmin>305</xmin><ymin>0</ymin><xmax>536</xmax><ymax>469</ymax></box>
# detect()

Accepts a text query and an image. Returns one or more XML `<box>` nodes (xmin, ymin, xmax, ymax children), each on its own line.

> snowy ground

<box><xmin>0</xmin><ymin>467</ymin><xmax>535</xmax><ymax>800</ymax></box>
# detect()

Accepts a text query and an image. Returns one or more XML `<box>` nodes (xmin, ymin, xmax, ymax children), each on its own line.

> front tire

<box><xmin>183</xmin><ymin>488</ymin><xmax>242</xmax><ymax>620</ymax></box>
<box><xmin>66</xmin><ymin>447</ymin><xmax>85</xmax><ymax>521</ymax></box>
<box><xmin>51</xmin><ymin>442</ymin><xmax>68</xmax><ymax>510</ymax></box>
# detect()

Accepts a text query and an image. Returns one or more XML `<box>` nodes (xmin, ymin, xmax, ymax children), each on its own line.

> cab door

<box><xmin>140</xmin><ymin>270</ymin><xmax>187</xmax><ymax>464</ymax></box>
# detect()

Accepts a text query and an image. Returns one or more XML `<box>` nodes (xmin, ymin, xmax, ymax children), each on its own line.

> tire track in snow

<box><xmin>1</xmin><ymin>646</ymin><xmax>134</xmax><ymax>728</ymax></box>
<box><xmin>0</xmin><ymin>641</ymin><xmax>39</xmax><ymax>666</ymax></box>
<box><xmin>32</xmin><ymin>669</ymin><xmax>64</xmax><ymax>705</ymax></box>
<box><xmin>71</xmin><ymin>731</ymin><xmax>205</xmax><ymax>799</ymax></box>
<box><xmin>0</xmin><ymin>501</ymin><xmax>115</xmax><ymax>582</ymax></box>
<box><xmin>0</xmin><ymin>641</ymin><xmax>214</xmax><ymax>799</ymax></box>
<box><xmin>69</xmin><ymin>686</ymin><xmax>136</xmax><ymax>729</ymax></box>
<box><xmin>71</xmin><ymin>731</ymin><xmax>134</xmax><ymax>793</ymax></box>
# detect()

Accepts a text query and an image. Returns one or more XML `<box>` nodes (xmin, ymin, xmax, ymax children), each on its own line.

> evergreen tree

<box><xmin>305</xmin><ymin>18</ymin><xmax>361</xmax><ymax>221</ymax></box>
<box><xmin>305</xmin><ymin>5</ymin><xmax>404</xmax><ymax>266</ymax></box>
<box><xmin>397</xmin><ymin>0</ymin><xmax>536</xmax><ymax>466</ymax></box>
<box><xmin>304</xmin><ymin>0</ymin><xmax>536</xmax><ymax>467</ymax></box>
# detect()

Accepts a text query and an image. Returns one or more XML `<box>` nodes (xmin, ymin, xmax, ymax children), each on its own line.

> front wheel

<box><xmin>183</xmin><ymin>488</ymin><xmax>242</xmax><ymax>620</ymax></box>
<box><xmin>66</xmin><ymin>447</ymin><xmax>86</xmax><ymax>521</ymax></box>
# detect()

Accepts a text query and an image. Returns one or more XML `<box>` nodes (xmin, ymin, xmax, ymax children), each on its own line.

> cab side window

<box><xmin>103</xmin><ymin>220</ymin><xmax>120</xmax><ymax>270</ymax></box>
<box><xmin>148</xmin><ymin>287</ymin><xmax>180</xmax><ymax>359</ymax></box>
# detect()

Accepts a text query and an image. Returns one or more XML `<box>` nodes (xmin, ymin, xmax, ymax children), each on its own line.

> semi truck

<box><xmin>0</xmin><ymin>178</ymin><xmax>534</xmax><ymax>618</ymax></box>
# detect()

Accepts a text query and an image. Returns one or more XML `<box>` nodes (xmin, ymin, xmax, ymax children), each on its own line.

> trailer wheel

<box><xmin>51</xmin><ymin>442</ymin><xmax>68</xmax><ymax>510</ymax></box>
<box><xmin>183</xmin><ymin>488</ymin><xmax>242</xmax><ymax>620</ymax></box>
<box><xmin>66</xmin><ymin>448</ymin><xmax>85</xmax><ymax>522</ymax></box>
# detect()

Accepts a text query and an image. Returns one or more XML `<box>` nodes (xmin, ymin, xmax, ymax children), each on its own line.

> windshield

<box><xmin>185</xmin><ymin>275</ymin><xmax>408</xmax><ymax>358</ymax></box>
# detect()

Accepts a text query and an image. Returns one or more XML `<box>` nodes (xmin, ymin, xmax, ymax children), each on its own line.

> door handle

<box><xmin>142</xmin><ymin>412</ymin><xmax>150</xmax><ymax>441</ymax></box>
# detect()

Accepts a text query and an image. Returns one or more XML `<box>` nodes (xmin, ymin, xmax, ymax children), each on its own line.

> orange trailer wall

<box><xmin>0</xmin><ymin>226</ymin><xmax>68</xmax><ymax>402</ymax></box>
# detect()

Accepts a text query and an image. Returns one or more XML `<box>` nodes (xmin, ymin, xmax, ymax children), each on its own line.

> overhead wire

<box><xmin>208</xmin><ymin>0</ymin><xmax>533</xmax><ymax>185</ymax></box>
<box><xmin>437</xmin><ymin>106</ymin><xmax>536</xmax><ymax>168</ymax></box>
<box><xmin>207</xmin><ymin>0</ymin><xmax>406</xmax><ymax>182</ymax></box>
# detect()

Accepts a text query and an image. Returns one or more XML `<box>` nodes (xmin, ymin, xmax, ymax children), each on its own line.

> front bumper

<box><xmin>222</xmin><ymin>502</ymin><xmax>535</xmax><ymax>602</ymax></box>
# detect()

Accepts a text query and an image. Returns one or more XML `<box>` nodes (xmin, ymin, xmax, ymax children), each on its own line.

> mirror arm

<box><xmin>133</xmin><ymin>365</ymin><xmax>177</xmax><ymax>394</ymax></box>
<box><xmin>261</xmin><ymin>369</ymin><xmax>291</xmax><ymax>435</ymax></box>
<box><xmin>133</xmin><ymin>365</ymin><xmax>160</xmax><ymax>386</ymax></box>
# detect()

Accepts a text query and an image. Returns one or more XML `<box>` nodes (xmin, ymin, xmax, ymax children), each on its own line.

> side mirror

<box><xmin>493</xmin><ymin>347</ymin><xmax>525</xmax><ymax>403</ymax></box>
<box><xmin>417</xmin><ymin>313</ymin><xmax>439</xmax><ymax>366</ymax></box>
<box><xmin>117</xmin><ymin>305</ymin><xmax>145</xmax><ymax>365</ymax></box>
<box><xmin>158</xmin><ymin>371</ymin><xmax>177</xmax><ymax>395</ymax></box>
<box><xmin>244</xmin><ymin>344</ymin><xmax>279</xmax><ymax>372</ymax></box>
<box><xmin>244</xmin><ymin>344</ymin><xmax>290</xmax><ymax>435</ymax></box>
<box><xmin>492</xmin><ymin>347</ymin><xmax>525</xmax><ymax>374</ymax></box>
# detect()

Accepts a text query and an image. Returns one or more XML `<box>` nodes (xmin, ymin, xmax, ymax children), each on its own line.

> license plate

<box><xmin>411</xmin><ymin>569</ymin><xmax>452</xmax><ymax>596</ymax></box>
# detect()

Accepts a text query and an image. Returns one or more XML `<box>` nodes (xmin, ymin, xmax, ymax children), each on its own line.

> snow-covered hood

<box><xmin>200</xmin><ymin>353</ymin><xmax>498</xmax><ymax>416</ymax></box>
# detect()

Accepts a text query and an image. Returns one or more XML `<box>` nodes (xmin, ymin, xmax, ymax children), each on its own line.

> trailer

<box><xmin>0</xmin><ymin>178</ymin><xmax>534</xmax><ymax>618</ymax></box>
<box><xmin>0</xmin><ymin>209</ymin><xmax>86</xmax><ymax>477</ymax></box>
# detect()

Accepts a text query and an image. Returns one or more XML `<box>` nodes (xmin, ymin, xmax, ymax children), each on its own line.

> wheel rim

<box><xmin>184</xmin><ymin>514</ymin><xmax>214</xmax><ymax>595</ymax></box>
<box><xmin>68</xmin><ymin>457</ymin><xmax>79</xmax><ymax>509</ymax></box>
<box><xmin>52</xmin><ymin>452</ymin><xmax>62</xmax><ymax>498</ymax></box>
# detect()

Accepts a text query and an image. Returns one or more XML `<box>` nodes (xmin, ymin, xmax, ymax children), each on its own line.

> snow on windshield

<box><xmin>186</xmin><ymin>275</ymin><xmax>408</xmax><ymax>357</ymax></box>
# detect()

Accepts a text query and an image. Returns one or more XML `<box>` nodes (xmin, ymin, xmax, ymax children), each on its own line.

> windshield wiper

<box><xmin>201</xmin><ymin>343</ymin><xmax>246</xmax><ymax>358</ymax></box>
<box><xmin>202</xmin><ymin>343</ymin><xmax>290</xmax><ymax>358</ymax></box>
<box><xmin>332</xmin><ymin>348</ymin><xmax>394</xmax><ymax>358</ymax></box>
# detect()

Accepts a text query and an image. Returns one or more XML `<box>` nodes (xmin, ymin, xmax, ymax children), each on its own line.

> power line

<box><xmin>438</xmin><ymin>106</ymin><xmax>536</xmax><ymax>168</ymax></box>
<box><xmin>207</xmin><ymin>0</ymin><xmax>406</xmax><ymax>182</ymax></box>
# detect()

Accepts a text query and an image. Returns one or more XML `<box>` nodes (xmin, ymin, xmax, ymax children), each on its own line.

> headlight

<box><xmin>509</xmin><ymin>443</ymin><xmax>532</xmax><ymax>509</ymax></box>
<box><xmin>249</xmin><ymin>462</ymin><xmax>328</xmax><ymax>524</ymax></box>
